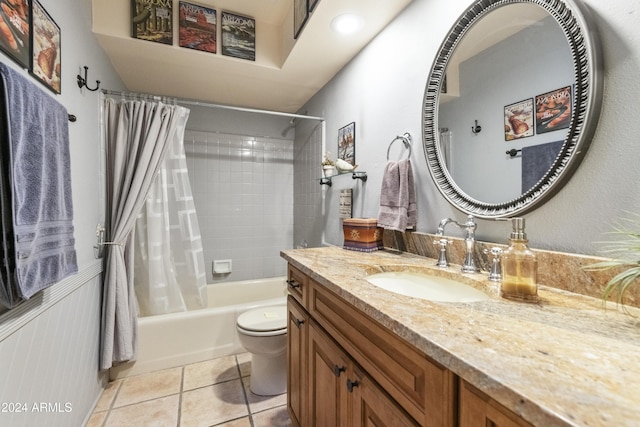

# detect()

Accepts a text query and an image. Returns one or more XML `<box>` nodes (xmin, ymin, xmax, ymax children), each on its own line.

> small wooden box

<box><xmin>343</xmin><ymin>218</ymin><xmax>383</xmax><ymax>252</ymax></box>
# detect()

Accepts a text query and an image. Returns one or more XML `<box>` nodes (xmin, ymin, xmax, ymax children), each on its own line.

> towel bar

<box><xmin>506</xmin><ymin>148</ymin><xmax>521</xmax><ymax>158</ymax></box>
<box><xmin>386</xmin><ymin>132</ymin><xmax>412</xmax><ymax>160</ymax></box>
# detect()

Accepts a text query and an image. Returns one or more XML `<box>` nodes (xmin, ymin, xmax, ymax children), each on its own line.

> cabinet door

<box><xmin>350</xmin><ymin>365</ymin><xmax>420</xmax><ymax>427</ymax></box>
<box><xmin>309</xmin><ymin>319</ymin><xmax>350</xmax><ymax>427</ymax></box>
<box><xmin>288</xmin><ymin>296</ymin><xmax>309</xmax><ymax>427</ymax></box>
<box><xmin>459</xmin><ymin>380</ymin><xmax>533</xmax><ymax>427</ymax></box>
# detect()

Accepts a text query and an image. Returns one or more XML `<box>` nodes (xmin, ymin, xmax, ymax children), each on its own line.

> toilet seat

<box><xmin>237</xmin><ymin>305</ymin><xmax>287</xmax><ymax>336</ymax></box>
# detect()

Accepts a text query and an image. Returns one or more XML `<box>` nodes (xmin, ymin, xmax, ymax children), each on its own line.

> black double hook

<box><xmin>77</xmin><ymin>66</ymin><xmax>101</xmax><ymax>92</ymax></box>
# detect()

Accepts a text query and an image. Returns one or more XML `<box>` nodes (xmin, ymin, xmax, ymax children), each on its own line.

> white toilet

<box><xmin>236</xmin><ymin>304</ymin><xmax>288</xmax><ymax>396</ymax></box>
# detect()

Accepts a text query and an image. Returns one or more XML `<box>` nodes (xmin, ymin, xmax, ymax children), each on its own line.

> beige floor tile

<box><xmin>242</xmin><ymin>376</ymin><xmax>287</xmax><ymax>414</ymax></box>
<box><xmin>105</xmin><ymin>394</ymin><xmax>179</xmax><ymax>427</ymax></box>
<box><xmin>183</xmin><ymin>356</ymin><xmax>239</xmax><ymax>391</ymax></box>
<box><xmin>114</xmin><ymin>367</ymin><xmax>182</xmax><ymax>408</ymax></box>
<box><xmin>180</xmin><ymin>379</ymin><xmax>248</xmax><ymax>427</ymax></box>
<box><xmin>236</xmin><ymin>353</ymin><xmax>251</xmax><ymax>377</ymax></box>
<box><xmin>94</xmin><ymin>379</ymin><xmax>123</xmax><ymax>412</ymax></box>
<box><xmin>252</xmin><ymin>405</ymin><xmax>292</xmax><ymax>427</ymax></box>
<box><xmin>85</xmin><ymin>411</ymin><xmax>108</xmax><ymax>427</ymax></box>
<box><xmin>215</xmin><ymin>417</ymin><xmax>252</xmax><ymax>427</ymax></box>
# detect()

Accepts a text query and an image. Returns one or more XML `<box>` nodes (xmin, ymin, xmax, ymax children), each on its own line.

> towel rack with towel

<box><xmin>386</xmin><ymin>132</ymin><xmax>412</xmax><ymax>160</ymax></box>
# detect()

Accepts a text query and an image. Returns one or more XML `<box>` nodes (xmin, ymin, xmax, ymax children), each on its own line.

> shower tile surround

<box><xmin>184</xmin><ymin>130</ymin><xmax>294</xmax><ymax>282</ymax></box>
<box><xmin>382</xmin><ymin>230</ymin><xmax>640</xmax><ymax>307</ymax></box>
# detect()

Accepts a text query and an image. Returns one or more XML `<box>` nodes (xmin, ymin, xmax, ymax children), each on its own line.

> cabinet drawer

<box><xmin>309</xmin><ymin>279</ymin><xmax>455</xmax><ymax>427</ymax></box>
<box><xmin>287</xmin><ymin>264</ymin><xmax>308</xmax><ymax>306</ymax></box>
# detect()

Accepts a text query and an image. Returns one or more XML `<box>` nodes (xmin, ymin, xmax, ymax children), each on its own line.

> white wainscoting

<box><xmin>0</xmin><ymin>261</ymin><xmax>104</xmax><ymax>427</ymax></box>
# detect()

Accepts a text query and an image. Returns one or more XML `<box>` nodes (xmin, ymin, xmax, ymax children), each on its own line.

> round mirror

<box><xmin>423</xmin><ymin>0</ymin><xmax>603</xmax><ymax>218</ymax></box>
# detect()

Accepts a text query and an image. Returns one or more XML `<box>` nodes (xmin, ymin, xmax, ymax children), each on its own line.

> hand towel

<box><xmin>378</xmin><ymin>158</ymin><xmax>417</xmax><ymax>231</ymax></box>
<box><xmin>0</xmin><ymin>62</ymin><xmax>77</xmax><ymax>303</ymax></box>
<box><xmin>521</xmin><ymin>140</ymin><xmax>563</xmax><ymax>193</ymax></box>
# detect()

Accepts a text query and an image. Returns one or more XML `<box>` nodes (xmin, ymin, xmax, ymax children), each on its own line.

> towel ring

<box><xmin>386</xmin><ymin>132</ymin><xmax>412</xmax><ymax>160</ymax></box>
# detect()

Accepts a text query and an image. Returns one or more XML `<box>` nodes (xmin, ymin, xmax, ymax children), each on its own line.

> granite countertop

<box><xmin>281</xmin><ymin>246</ymin><xmax>640</xmax><ymax>427</ymax></box>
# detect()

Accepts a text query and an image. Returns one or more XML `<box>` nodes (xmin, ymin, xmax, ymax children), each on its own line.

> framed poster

<box><xmin>31</xmin><ymin>0</ymin><xmax>60</xmax><ymax>94</ymax></box>
<box><xmin>338</xmin><ymin>122</ymin><xmax>356</xmax><ymax>166</ymax></box>
<box><xmin>179</xmin><ymin>1</ymin><xmax>217</xmax><ymax>54</ymax></box>
<box><xmin>0</xmin><ymin>0</ymin><xmax>30</xmax><ymax>69</ymax></box>
<box><xmin>221</xmin><ymin>11</ymin><xmax>255</xmax><ymax>61</ymax></box>
<box><xmin>293</xmin><ymin>0</ymin><xmax>307</xmax><ymax>39</ymax></box>
<box><xmin>309</xmin><ymin>0</ymin><xmax>319</xmax><ymax>13</ymax></box>
<box><xmin>504</xmin><ymin>98</ymin><xmax>534</xmax><ymax>141</ymax></box>
<box><xmin>131</xmin><ymin>0</ymin><xmax>173</xmax><ymax>45</ymax></box>
<box><xmin>535</xmin><ymin>86</ymin><xmax>572</xmax><ymax>134</ymax></box>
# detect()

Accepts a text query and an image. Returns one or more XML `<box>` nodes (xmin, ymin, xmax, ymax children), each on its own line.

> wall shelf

<box><xmin>319</xmin><ymin>171</ymin><xmax>367</xmax><ymax>187</ymax></box>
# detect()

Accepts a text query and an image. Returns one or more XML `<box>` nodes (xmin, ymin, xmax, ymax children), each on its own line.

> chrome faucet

<box><xmin>435</xmin><ymin>215</ymin><xmax>479</xmax><ymax>273</ymax></box>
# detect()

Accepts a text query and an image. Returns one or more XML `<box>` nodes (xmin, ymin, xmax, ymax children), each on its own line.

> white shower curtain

<box><xmin>133</xmin><ymin>115</ymin><xmax>207</xmax><ymax>316</ymax></box>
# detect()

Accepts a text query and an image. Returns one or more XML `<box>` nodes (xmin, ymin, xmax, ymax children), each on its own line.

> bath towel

<box><xmin>378</xmin><ymin>158</ymin><xmax>417</xmax><ymax>231</ymax></box>
<box><xmin>521</xmin><ymin>140</ymin><xmax>563</xmax><ymax>193</ymax></box>
<box><xmin>0</xmin><ymin>62</ymin><xmax>77</xmax><ymax>303</ymax></box>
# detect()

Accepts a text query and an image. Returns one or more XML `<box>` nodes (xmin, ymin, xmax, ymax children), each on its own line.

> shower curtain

<box><xmin>133</xmin><ymin>113</ymin><xmax>207</xmax><ymax>317</ymax></box>
<box><xmin>101</xmin><ymin>97</ymin><xmax>192</xmax><ymax>370</ymax></box>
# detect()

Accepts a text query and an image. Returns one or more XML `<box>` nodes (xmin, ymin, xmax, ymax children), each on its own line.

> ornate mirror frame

<box><xmin>423</xmin><ymin>0</ymin><xmax>603</xmax><ymax>218</ymax></box>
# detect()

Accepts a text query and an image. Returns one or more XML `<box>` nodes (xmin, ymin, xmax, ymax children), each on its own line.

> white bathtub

<box><xmin>110</xmin><ymin>276</ymin><xmax>288</xmax><ymax>380</ymax></box>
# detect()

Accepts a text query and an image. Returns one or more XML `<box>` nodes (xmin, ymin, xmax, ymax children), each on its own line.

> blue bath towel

<box><xmin>0</xmin><ymin>62</ymin><xmax>77</xmax><ymax>303</ymax></box>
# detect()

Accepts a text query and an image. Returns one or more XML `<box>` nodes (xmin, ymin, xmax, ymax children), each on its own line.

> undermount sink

<box><xmin>366</xmin><ymin>271</ymin><xmax>490</xmax><ymax>303</ymax></box>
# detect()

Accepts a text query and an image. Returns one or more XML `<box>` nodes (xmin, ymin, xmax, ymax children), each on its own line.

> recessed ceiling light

<box><xmin>330</xmin><ymin>13</ymin><xmax>363</xmax><ymax>35</ymax></box>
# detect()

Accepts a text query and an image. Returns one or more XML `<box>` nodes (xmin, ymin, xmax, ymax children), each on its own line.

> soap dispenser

<box><xmin>500</xmin><ymin>218</ymin><xmax>538</xmax><ymax>302</ymax></box>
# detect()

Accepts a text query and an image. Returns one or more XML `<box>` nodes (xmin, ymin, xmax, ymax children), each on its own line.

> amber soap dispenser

<box><xmin>500</xmin><ymin>218</ymin><xmax>538</xmax><ymax>302</ymax></box>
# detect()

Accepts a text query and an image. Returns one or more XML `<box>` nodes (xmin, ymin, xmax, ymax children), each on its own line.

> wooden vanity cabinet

<box><xmin>286</xmin><ymin>264</ymin><xmax>456</xmax><ymax>427</ymax></box>
<box><xmin>459</xmin><ymin>380</ymin><xmax>533</xmax><ymax>427</ymax></box>
<box><xmin>308</xmin><ymin>316</ymin><xmax>419</xmax><ymax>427</ymax></box>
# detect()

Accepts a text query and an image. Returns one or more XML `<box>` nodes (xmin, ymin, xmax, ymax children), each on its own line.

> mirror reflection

<box><xmin>437</xmin><ymin>4</ymin><xmax>573</xmax><ymax>204</ymax></box>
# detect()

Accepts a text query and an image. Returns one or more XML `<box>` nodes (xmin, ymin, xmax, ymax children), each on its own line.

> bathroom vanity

<box><xmin>282</xmin><ymin>247</ymin><xmax>640</xmax><ymax>427</ymax></box>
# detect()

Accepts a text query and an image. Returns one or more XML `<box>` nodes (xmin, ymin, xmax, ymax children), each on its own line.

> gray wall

<box><xmin>0</xmin><ymin>0</ymin><xmax>125</xmax><ymax>425</ymax></box>
<box><xmin>296</xmin><ymin>0</ymin><xmax>640</xmax><ymax>256</ymax></box>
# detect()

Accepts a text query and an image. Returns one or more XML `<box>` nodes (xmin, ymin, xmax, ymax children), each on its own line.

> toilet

<box><xmin>236</xmin><ymin>304</ymin><xmax>288</xmax><ymax>396</ymax></box>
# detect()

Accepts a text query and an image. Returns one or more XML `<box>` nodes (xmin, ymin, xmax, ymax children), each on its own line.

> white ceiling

<box><xmin>92</xmin><ymin>0</ymin><xmax>413</xmax><ymax>113</ymax></box>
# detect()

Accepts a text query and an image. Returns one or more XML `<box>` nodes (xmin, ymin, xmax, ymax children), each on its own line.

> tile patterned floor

<box><xmin>87</xmin><ymin>353</ymin><xmax>292</xmax><ymax>427</ymax></box>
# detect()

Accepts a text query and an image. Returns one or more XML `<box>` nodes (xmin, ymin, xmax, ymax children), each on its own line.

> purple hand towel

<box><xmin>378</xmin><ymin>159</ymin><xmax>417</xmax><ymax>231</ymax></box>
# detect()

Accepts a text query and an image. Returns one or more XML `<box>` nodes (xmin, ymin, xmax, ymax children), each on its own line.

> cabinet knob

<box><xmin>293</xmin><ymin>318</ymin><xmax>305</xmax><ymax>328</ymax></box>
<box><xmin>287</xmin><ymin>279</ymin><xmax>301</xmax><ymax>290</ymax></box>
<box><xmin>332</xmin><ymin>365</ymin><xmax>346</xmax><ymax>377</ymax></box>
<box><xmin>346</xmin><ymin>379</ymin><xmax>360</xmax><ymax>393</ymax></box>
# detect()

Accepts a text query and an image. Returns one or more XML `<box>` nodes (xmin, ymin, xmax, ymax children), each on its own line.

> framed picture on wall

<box><xmin>179</xmin><ymin>1</ymin><xmax>217</xmax><ymax>54</ymax></box>
<box><xmin>131</xmin><ymin>0</ymin><xmax>173</xmax><ymax>45</ymax></box>
<box><xmin>31</xmin><ymin>0</ymin><xmax>60</xmax><ymax>94</ymax></box>
<box><xmin>0</xmin><ymin>0</ymin><xmax>30</xmax><ymax>69</ymax></box>
<box><xmin>338</xmin><ymin>122</ymin><xmax>356</xmax><ymax>166</ymax></box>
<box><xmin>504</xmin><ymin>98</ymin><xmax>534</xmax><ymax>141</ymax></box>
<box><xmin>294</xmin><ymin>0</ymin><xmax>307</xmax><ymax>39</ymax></box>
<box><xmin>221</xmin><ymin>11</ymin><xmax>255</xmax><ymax>61</ymax></box>
<box><xmin>535</xmin><ymin>86</ymin><xmax>572</xmax><ymax>134</ymax></box>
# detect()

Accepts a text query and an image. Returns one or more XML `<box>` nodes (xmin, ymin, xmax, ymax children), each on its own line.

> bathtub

<box><xmin>110</xmin><ymin>276</ymin><xmax>288</xmax><ymax>380</ymax></box>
